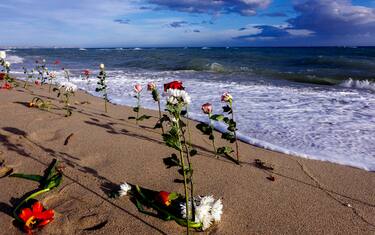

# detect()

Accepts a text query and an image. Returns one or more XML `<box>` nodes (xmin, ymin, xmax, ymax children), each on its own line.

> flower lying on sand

<box><xmin>156</xmin><ymin>191</ymin><xmax>172</xmax><ymax>206</ymax></box>
<box><xmin>119</xmin><ymin>182</ymin><xmax>132</xmax><ymax>197</ymax></box>
<box><xmin>164</xmin><ymin>80</ymin><xmax>184</xmax><ymax>92</ymax></box>
<box><xmin>19</xmin><ymin>201</ymin><xmax>54</xmax><ymax>234</ymax></box>
<box><xmin>1</xmin><ymin>82</ymin><xmax>12</xmax><ymax>90</ymax></box>
<box><xmin>180</xmin><ymin>196</ymin><xmax>223</xmax><ymax>231</ymax></box>
<box><xmin>59</xmin><ymin>81</ymin><xmax>77</xmax><ymax>93</ymax></box>
<box><xmin>166</xmin><ymin>88</ymin><xmax>191</xmax><ymax>105</ymax></box>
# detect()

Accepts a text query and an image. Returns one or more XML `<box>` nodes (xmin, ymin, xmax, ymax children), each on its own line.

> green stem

<box><xmin>136</xmin><ymin>93</ymin><xmax>140</xmax><ymax>125</ymax></box>
<box><xmin>49</xmin><ymin>80</ymin><xmax>52</xmax><ymax>93</ymax></box>
<box><xmin>13</xmin><ymin>188</ymin><xmax>50</xmax><ymax>222</ymax></box>
<box><xmin>208</xmin><ymin>113</ymin><xmax>217</xmax><ymax>158</ymax></box>
<box><xmin>157</xmin><ymin>100</ymin><xmax>165</xmax><ymax>134</ymax></box>
<box><xmin>176</xmin><ymin>118</ymin><xmax>190</xmax><ymax>235</ymax></box>
<box><xmin>181</xmin><ymin>130</ymin><xmax>195</xmax><ymax>222</ymax></box>
<box><xmin>230</xmin><ymin>102</ymin><xmax>240</xmax><ymax>164</ymax></box>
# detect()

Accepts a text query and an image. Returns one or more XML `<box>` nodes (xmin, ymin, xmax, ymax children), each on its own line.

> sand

<box><xmin>0</xmin><ymin>82</ymin><xmax>374</xmax><ymax>234</ymax></box>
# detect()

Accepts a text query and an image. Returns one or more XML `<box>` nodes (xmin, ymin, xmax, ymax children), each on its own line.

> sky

<box><xmin>0</xmin><ymin>0</ymin><xmax>375</xmax><ymax>47</ymax></box>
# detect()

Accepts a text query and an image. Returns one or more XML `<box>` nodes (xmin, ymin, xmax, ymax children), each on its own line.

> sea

<box><xmin>4</xmin><ymin>47</ymin><xmax>375</xmax><ymax>171</ymax></box>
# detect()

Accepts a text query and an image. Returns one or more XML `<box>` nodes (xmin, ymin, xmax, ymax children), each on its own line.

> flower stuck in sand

<box><xmin>19</xmin><ymin>201</ymin><xmax>54</xmax><ymax>234</ymax></box>
<box><xmin>0</xmin><ymin>51</ymin><xmax>6</xmax><ymax>59</ymax></box>
<box><xmin>99</xmin><ymin>63</ymin><xmax>105</xmax><ymax>70</ymax></box>
<box><xmin>59</xmin><ymin>81</ymin><xmax>77</xmax><ymax>93</ymax></box>
<box><xmin>166</xmin><ymin>89</ymin><xmax>191</xmax><ymax>105</ymax></box>
<box><xmin>134</xmin><ymin>84</ymin><xmax>142</xmax><ymax>93</ymax></box>
<box><xmin>221</xmin><ymin>92</ymin><xmax>233</xmax><ymax>103</ymax></box>
<box><xmin>201</xmin><ymin>103</ymin><xmax>212</xmax><ymax>114</ymax></box>
<box><xmin>164</xmin><ymin>80</ymin><xmax>184</xmax><ymax>92</ymax></box>
<box><xmin>129</xmin><ymin>84</ymin><xmax>151</xmax><ymax>125</ymax></box>
<box><xmin>147</xmin><ymin>82</ymin><xmax>165</xmax><ymax>134</ymax></box>
<box><xmin>147</xmin><ymin>82</ymin><xmax>156</xmax><ymax>91</ymax></box>
<box><xmin>54</xmin><ymin>82</ymin><xmax>77</xmax><ymax>116</ymax></box>
<box><xmin>96</xmin><ymin>64</ymin><xmax>109</xmax><ymax>112</ymax></box>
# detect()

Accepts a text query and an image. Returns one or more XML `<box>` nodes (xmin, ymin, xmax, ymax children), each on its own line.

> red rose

<box><xmin>2</xmin><ymin>83</ymin><xmax>11</xmax><ymax>89</ymax></box>
<box><xmin>156</xmin><ymin>191</ymin><xmax>171</xmax><ymax>206</ymax></box>
<box><xmin>53</xmin><ymin>60</ymin><xmax>61</xmax><ymax>65</ymax></box>
<box><xmin>164</xmin><ymin>81</ymin><xmax>184</xmax><ymax>92</ymax></box>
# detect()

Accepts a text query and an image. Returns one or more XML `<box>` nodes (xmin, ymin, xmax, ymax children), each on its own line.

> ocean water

<box><xmin>4</xmin><ymin>47</ymin><xmax>375</xmax><ymax>171</ymax></box>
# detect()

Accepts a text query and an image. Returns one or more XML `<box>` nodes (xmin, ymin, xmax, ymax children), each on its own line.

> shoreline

<box><xmin>0</xmin><ymin>81</ymin><xmax>374</xmax><ymax>234</ymax></box>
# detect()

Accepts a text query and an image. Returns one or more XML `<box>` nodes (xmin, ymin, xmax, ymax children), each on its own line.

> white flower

<box><xmin>166</xmin><ymin>89</ymin><xmax>191</xmax><ymax>105</ymax></box>
<box><xmin>42</xmin><ymin>59</ymin><xmax>46</xmax><ymax>63</ymax></box>
<box><xmin>211</xmin><ymin>199</ymin><xmax>223</xmax><ymax>222</ymax></box>
<box><xmin>4</xmin><ymin>61</ymin><xmax>10</xmax><ymax>68</ymax></box>
<box><xmin>49</xmin><ymin>72</ymin><xmax>56</xmax><ymax>78</ymax></box>
<box><xmin>99</xmin><ymin>63</ymin><xmax>105</xmax><ymax>70</ymax></box>
<box><xmin>0</xmin><ymin>51</ymin><xmax>6</xmax><ymax>59</ymax></box>
<box><xmin>59</xmin><ymin>82</ymin><xmax>77</xmax><ymax>93</ymax></box>
<box><xmin>119</xmin><ymin>182</ymin><xmax>132</xmax><ymax>197</ymax></box>
<box><xmin>180</xmin><ymin>195</ymin><xmax>223</xmax><ymax>231</ymax></box>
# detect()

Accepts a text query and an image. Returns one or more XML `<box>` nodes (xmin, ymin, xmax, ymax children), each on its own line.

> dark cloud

<box><xmin>114</xmin><ymin>19</ymin><xmax>130</xmax><ymax>24</ymax></box>
<box><xmin>288</xmin><ymin>0</ymin><xmax>375</xmax><ymax>35</ymax></box>
<box><xmin>193</xmin><ymin>29</ymin><xmax>200</xmax><ymax>33</ymax></box>
<box><xmin>147</xmin><ymin>0</ymin><xmax>271</xmax><ymax>16</ymax></box>
<box><xmin>261</xmin><ymin>12</ymin><xmax>288</xmax><ymax>17</ymax></box>
<box><xmin>234</xmin><ymin>25</ymin><xmax>290</xmax><ymax>39</ymax></box>
<box><xmin>238</xmin><ymin>27</ymin><xmax>247</xmax><ymax>31</ymax></box>
<box><xmin>169</xmin><ymin>21</ymin><xmax>188</xmax><ymax>28</ymax></box>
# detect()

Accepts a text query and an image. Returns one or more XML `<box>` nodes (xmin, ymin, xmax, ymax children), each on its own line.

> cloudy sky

<box><xmin>0</xmin><ymin>0</ymin><xmax>375</xmax><ymax>47</ymax></box>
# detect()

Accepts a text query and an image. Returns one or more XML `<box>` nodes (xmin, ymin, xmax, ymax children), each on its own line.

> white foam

<box><xmin>17</xmin><ymin>70</ymin><xmax>375</xmax><ymax>171</ymax></box>
<box><xmin>340</xmin><ymin>78</ymin><xmax>375</xmax><ymax>92</ymax></box>
<box><xmin>6</xmin><ymin>55</ymin><xmax>24</xmax><ymax>64</ymax></box>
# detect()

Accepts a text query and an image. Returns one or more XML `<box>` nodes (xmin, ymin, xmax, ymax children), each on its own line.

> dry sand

<box><xmin>0</xmin><ymin>82</ymin><xmax>374</xmax><ymax>234</ymax></box>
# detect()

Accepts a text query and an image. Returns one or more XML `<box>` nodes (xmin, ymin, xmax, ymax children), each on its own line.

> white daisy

<box><xmin>59</xmin><ymin>82</ymin><xmax>77</xmax><ymax>92</ymax></box>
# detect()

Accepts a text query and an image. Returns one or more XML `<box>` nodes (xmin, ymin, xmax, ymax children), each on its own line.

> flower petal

<box><xmin>32</xmin><ymin>201</ymin><xmax>44</xmax><ymax>214</ymax></box>
<box><xmin>19</xmin><ymin>208</ymin><xmax>33</xmax><ymax>222</ymax></box>
<box><xmin>37</xmin><ymin>218</ymin><xmax>53</xmax><ymax>227</ymax></box>
<box><xmin>37</xmin><ymin>209</ymin><xmax>54</xmax><ymax>220</ymax></box>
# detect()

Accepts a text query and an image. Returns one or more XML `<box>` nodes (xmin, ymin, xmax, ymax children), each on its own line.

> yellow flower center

<box><xmin>25</xmin><ymin>216</ymin><xmax>36</xmax><ymax>228</ymax></box>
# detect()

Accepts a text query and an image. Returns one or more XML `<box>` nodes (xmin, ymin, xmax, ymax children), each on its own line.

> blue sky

<box><xmin>0</xmin><ymin>0</ymin><xmax>375</xmax><ymax>47</ymax></box>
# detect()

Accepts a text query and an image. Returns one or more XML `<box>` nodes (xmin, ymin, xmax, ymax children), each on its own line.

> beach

<box><xmin>0</xmin><ymin>82</ymin><xmax>374</xmax><ymax>234</ymax></box>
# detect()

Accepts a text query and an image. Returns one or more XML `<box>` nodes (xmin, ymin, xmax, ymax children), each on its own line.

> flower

<box><xmin>201</xmin><ymin>103</ymin><xmax>212</xmax><ymax>114</ymax></box>
<box><xmin>119</xmin><ymin>182</ymin><xmax>132</xmax><ymax>197</ymax></box>
<box><xmin>221</xmin><ymin>92</ymin><xmax>233</xmax><ymax>103</ymax></box>
<box><xmin>42</xmin><ymin>59</ymin><xmax>46</xmax><ymax>63</ymax></box>
<box><xmin>49</xmin><ymin>72</ymin><xmax>56</xmax><ymax>79</ymax></box>
<box><xmin>35</xmin><ymin>80</ymin><xmax>40</xmax><ymax>86</ymax></box>
<box><xmin>166</xmin><ymin>89</ymin><xmax>191</xmax><ymax>105</ymax></box>
<box><xmin>156</xmin><ymin>191</ymin><xmax>171</xmax><ymax>206</ymax></box>
<box><xmin>164</xmin><ymin>81</ymin><xmax>184</xmax><ymax>92</ymax></box>
<box><xmin>180</xmin><ymin>196</ymin><xmax>223</xmax><ymax>231</ymax></box>
<box><xmin>1</xmin><ymin>83</ymin><xmax>12</xmax><ymax>89</ymax></box>
<box><xmin>0</xmin><ymin>72</ymin><xmax>5</xmax><ymax>80</ymax></box>
<box><xmin>0</xmin><ymin>51</ymin><xmax>6</xmax><ymax>59</ymax></box>
<box><xmin>99</xmin><ymin>63</ymin><xmax>105</xmax><ymax>70</ymax></box>
<box><xmin>59</xmin><ymin>82</ymin><xmax>77</xmax><ymax>93</ymax></box>
<box><xmin>4</xmin><ymin>61</ymin><xmax>11</xmax><ymax>68</ymax></box>
<box><xmin>53</xmin><ymin>60</ymin><xmax>60</xmax><ymax>65</ymax></box>
<box><xmin>147</xmin><ymin>82</ymin><xmax>156</xmax><ymax>91</ymax></box>
<box><xmin>83</xmin><ymin>69</ymin><xmax>91</xmax><ymax>76</ymax></box>
<box><xmin>19</xmin><ymin>201</ymin><xmax>54</xmax><ymax>234</ymax></box>
<box><xmin>134</xmin><ymin>84</ymin><xmax>142</xmax><ymax>93</ymax></box>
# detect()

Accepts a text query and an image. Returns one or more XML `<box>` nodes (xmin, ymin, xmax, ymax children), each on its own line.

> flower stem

<box><xmin>157</xmin><ymin>100</ymin><xmax>165</xmax><ymax>134</ymax></box>
<box><xmin>208</xmin><ymin>113</ymin><xmax>217</xmax><ymax>158</ymax></box>
<box><xmin>230</xmin><ymin>102</ymin><xmax>240</xmax><ymax>164</ymax></box>
<box><xmin>136</xmin><ymin>93</ymin><xmax>140</xmax><ymax>125</ymax></box>
<box><xmin>176</xmin><ymin>119</ymin><xmax>190</xmax><ymax>235</ymax></box>
<box><xmin>13</xmin><ymin>188</ymin><xmax>50</xmax><ymax>222</ymax></box>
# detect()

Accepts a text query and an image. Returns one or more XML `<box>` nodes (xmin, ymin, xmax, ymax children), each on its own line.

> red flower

<box><xmin>0</xmin><ymin>72</ymin><xmax>5</xmax><ymax>80</ymax></box>
<box><xmin>1</xmin><ymin>83</ymin><xmax>12</xmax><ymax>89</ymax></box>
<box><xmin>35</xmin><ymin>81</ymin><xmax>40</xmax><ymax>86</ymax></box>
<box><xmin>53</xmin><ymin>60</ymin><xmax>61</xmax><ymax>65</ymax></box>
<box><xmin>134</xmin><ymin>84</ymin><xmax>142</xmax><ymax>93</ymax></box>
<box><xmin>164</xmin><ymin>81</ymin><xmax>184</xmax><ymax>92</ymax></box>
<box><xmin>156</xmin><ymin>191</ymin><xmax>171</xmax><ymax>206</ymax></box>
<box><xmin>82</xmin><ymin>69</ymin><xmax>91</xmax><ymax>76</ymax></box>
<box><xmin>19</xmin><ymin>201</ymin><xmax>54</xmax><ymax>234</ymax></box>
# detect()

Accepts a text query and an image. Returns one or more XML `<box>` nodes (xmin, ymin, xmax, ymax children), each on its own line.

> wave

<box><xmin>6</xmin><ymin>55</ymin><xmax>24</xmax><ymax>64</ymax></box>
<box><xmin>340</xmin><ymin>78</ymin><xmax>375</xmax><ymax>92</ymax></box>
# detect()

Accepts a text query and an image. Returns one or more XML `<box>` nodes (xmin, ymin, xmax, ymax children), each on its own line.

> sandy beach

<box><xmin>0</xmin><ymin>82</ymin><xmax>374</xmax><ymax>235</ymax></box>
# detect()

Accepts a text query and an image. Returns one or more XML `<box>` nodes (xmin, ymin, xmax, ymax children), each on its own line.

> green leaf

<box><xmin>151</xmin><ymin>89</ymin><xmax>159</xmax><ymax>102</ymax></box>
<box><xmin>9</xmin><ymin>174</ymin><xmax>43</xmax><ymax>182</ymax></box>
<box><xmin>162</xmin><ymin>127</ymin><xmax>181</xmax><ymax>151</ymax></box>
<box><xmin>189</xmin><ymin>149</ymin><xmax>197</xmax><ymax>157</ymax></box>
<box><xmin>210</xmin><ymin>114</ymin><xmax>225</xmax><ymax>121</ymax></box>
<box><xmin>133</xmin><ymin>107</ymin><xmax>139</xmax><ymax>112</ymax></box>
<box><xmin>137</xmin><ymin>115</ymin><xmax>152</xmax><ymax>121</ymax></box>
<box><xmin>223</xmin><ymin>105</ymin><xmax>232</xmax><ymax>113</ymax></box>
<box><xmin>180</xmin><ymin>110</ymin><xmax>187</xmax><ymax>116</ymax></box>
<box><xmin>222</xmin><ymin>132</ymin><xmax>236</xmax><ymax>143</ymax></box>
<box><xmin>163</xmin><ymin>154</ymin><xmax>180</xmax><ymax>168</ymax></box>
<box><xmin>217</xmin><ymin>146</ymin><xmax>234</xmax><ymax>156</ymax></box>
